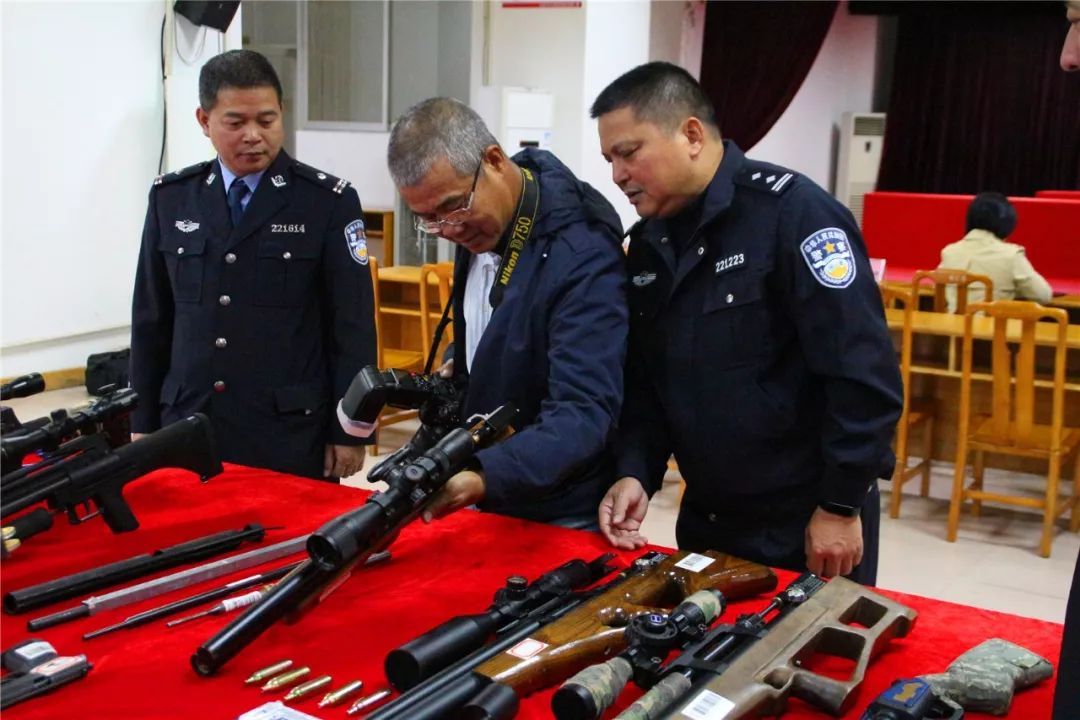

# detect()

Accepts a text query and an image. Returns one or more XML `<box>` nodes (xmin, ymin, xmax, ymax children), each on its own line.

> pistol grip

<box><xmin>97</xmin><ymin>489</ymin><xmax>139</xmax><ymax>533</ymax></box>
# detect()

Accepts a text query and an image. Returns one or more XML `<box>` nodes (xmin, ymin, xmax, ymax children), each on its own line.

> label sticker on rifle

<box><xmin>679</xmin><ymin>689</ymin><xmax>735</xmax><ymax>719</ymax></box>
<box><xmin>674</xmin><ymin>553</ymin><xmax>715</xmax><ymax>573</ymax></box>
<box><xmin>506</xmin><ymin>638</ymin><xmax>549</xmax><ymax>659</ymax></box>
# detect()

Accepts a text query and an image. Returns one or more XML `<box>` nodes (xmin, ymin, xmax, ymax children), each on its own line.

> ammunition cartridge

<box><xmin>318</xmin><ymin>679</ymin><xmax>364</xmax><ymax>707</ymax></box>
<box><xmin>261</xmin><ymin>666</ymin><xmax>311</xmax><ymax>692</ymax></box>
<box><xmin>245</xmin><ymin>659</ymin><xmax>294</xmax><ymax>685</ymax></box>
<box><xmin>346</xmin><ymin>688</ymin><xmax>392</xmax><ymax>715</ymax></box>
<box><xmin>284</xmin><ymin>674</ymin><xmax>332</xmax><ymax>701</ymax></box>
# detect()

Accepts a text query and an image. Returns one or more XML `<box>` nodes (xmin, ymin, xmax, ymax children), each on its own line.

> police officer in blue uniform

<box><xmin>387</xmin><ymin>97</ymin><xmax>627</xmax><ymax>528</ymax></box>
<box><xmin>130</xmin><ymin>50</ymin><xmax>376</xmax><ymax>481</ymax></box>
<box><xmin>593</xmin><ymin>63</ymin><xmax>902</xmax><ymax>584</ymax></box>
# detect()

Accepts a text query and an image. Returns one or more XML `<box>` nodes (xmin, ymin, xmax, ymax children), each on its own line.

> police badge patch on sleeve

<box><xmin>800</xmin><ymin>227</ymin><xmax>855</xmax><ymax>289</ymax></box>
<box><xmin>344</xmin><ymin>219</ymin><xmax>369</xmax><ymax>265</ymax></box>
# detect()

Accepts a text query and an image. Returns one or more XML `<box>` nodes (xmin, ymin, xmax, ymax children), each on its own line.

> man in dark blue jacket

<box><xmin>387</xmin><ymin>97</ymin><xmax>627</xmax><ymax>528</ymax></box>
<box><xmin>592</xmin><ymin>63</ymin><xmax>902</xmax><ymax>584</ymax></box>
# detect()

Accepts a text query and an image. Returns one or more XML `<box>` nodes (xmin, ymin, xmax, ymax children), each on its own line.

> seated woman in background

<box><xmin>938</xmin><ymin>191</ymin><xmax>1052</xmax><ymax>312</ymax></box>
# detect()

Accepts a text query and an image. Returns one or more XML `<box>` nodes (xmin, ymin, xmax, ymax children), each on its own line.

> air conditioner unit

<box><xmin>835</xmin><ymin>112</ymin><xmax>886</xmax><ymax>228</ymax></box>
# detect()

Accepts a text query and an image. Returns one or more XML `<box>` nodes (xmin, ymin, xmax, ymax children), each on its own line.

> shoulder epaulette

<box><xmin>152</xmin><ymin>160</ymin><xmax>213</xmax><ymax>187</ymax></box>
<box><xmin>293</xmin><ymin>162</ymin><xmax>350</xmax><ymax>195</ymax></box>
<box><xmin>735</xmin><ymin>164</ymin><xmax>798</xmax><ymax>196</ymax></box>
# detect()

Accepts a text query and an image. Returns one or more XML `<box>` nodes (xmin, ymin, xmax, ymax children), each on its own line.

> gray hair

<box><xmin>387</xmin><ymin>97</ymin><xmax>499</xmax><ymax>187</ymax></box>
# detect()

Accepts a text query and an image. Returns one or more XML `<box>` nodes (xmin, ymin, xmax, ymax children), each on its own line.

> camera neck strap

<box><xmin>488</xmin><ymin>166</ymin><xmax>540</xmax><ymax>310</ymax></box>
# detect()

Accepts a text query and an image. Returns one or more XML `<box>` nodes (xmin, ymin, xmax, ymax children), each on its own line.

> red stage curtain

<box><xmin>877</xmin><ymin>2</ymin><xmax>1080</xmax><ymax>196</ymax></box>
<box><xmin>700</xmin><ymin>1</ymin><xmax>839</xmax><ymax>151</ymax></box>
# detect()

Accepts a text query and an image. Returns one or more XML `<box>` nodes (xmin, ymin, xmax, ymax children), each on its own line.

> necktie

<box><xmin>227</xmin><ymin>178</ymin><xmax>250</xmax><ymax>228</ymax></box>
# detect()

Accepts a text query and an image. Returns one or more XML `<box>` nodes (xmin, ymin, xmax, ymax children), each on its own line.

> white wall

<box><xmin>488</xmin><ymin>2</ymin><xmax>587</xmax><ymax>170</ymax></box>
<box><xmin>295</xmin><ymin>129</ymin><xmax>395</xmax><ymax>210</ymax></box>
<box><xmin>747</xmin><ymin>4</ymin><xmax>878</xmax><ymax>191</ymax></box>
<box><xmin>0</xmin><ymin>2</ymin><xmax>239</xmax><ymax>377</ymax></box>
<box><xmin>580</xmin><ymin>0</ymin><xmax>651</xmax><ymax>230</ymax></box>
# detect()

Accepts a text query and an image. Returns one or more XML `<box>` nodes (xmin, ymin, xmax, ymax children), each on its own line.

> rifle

<box><xmin>0</xmin><ymin>413</ymin><xmax>222</xmax><ymax>534</ymax></box>
<box><xmin>608</xmin><ymin>576</ymin><xmax>917</xmax><ymax>720</ymax></box>
<box><xmin>0</xmin><ymin>373</ymin><xmax>45</xmax><ymax>401</ymax></box>
<box><xmin>0</xmin><ymin>373</ymin><xmax>47</xmax><ymax>438</ymax></box>
<box><xmin>387</xmin><ymin>554</ymin><xmax>620</xmax><ymax>690</ymax></box>
<box><xmin>385</xmin><ymin>550</ymin><xmax>779</xmax><ymax>720</ymax></box>
<box><xmin>191</xmin><ymin>403</ymin><xmax>518</xmax><ymax>677</ymax></box>
<box><xmin>1</xmin><ymin>386</ymin><xmax>136</xmax><ymax>475</ymax></box>
<box><xmin>917</xmin><ymin>638</ymin><xmax>1053</xmax><ymax>715</ymax></box>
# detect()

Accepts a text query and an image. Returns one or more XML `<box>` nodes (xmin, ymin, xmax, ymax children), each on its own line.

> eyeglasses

<box><xmin>413</xmin><ymin>159</ymin><xmax>483</xmax><ymax>235</ymax></box>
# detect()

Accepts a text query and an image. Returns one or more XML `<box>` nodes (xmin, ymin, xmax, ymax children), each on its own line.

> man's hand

<box><xmin>805</xmin><ymin>507</ymin><xmax>863</xmax><ymax>577</ymax></box>
<box><xmin>130</xmin><ymin>433</ymin><xmax>147</xmax><ymax>442</ymax></box>
<box><xmin>599</xmin><ymin>477</ymin><xmax>650</xmax><ymax>550</ymax></box>
<box><xmin>436</xmin><ymin>359</ymin><xmax>453</xmax><ymax>378</ymax></box>
<box><xmin>421</xmin><ymin>470</ymin><xmax>486</xmax><ymax>522</ymax></box>
<box><xmin>324</xmin><ymin>444</ymin><xmax>366</xmax><ymax>479</ymax></box>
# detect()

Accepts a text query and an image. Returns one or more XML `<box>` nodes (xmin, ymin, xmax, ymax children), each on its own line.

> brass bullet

<box><xmin>346</xmin><ymin>688</ymin><xmax>393</xmax><ymax>715</ymax></box>
<box><xmin>284</xmin><ymin>674</ymin><xmax>332</xmax><ymax>701</ymax></box>
<box><xmin>318</xmin><ymin>680</ymin><xmax>364</xmax><ymax>707</ymax></box>
<box><xmin>245</xmin><ymin>659</ymin><xmax>294</xmax><ymax>685</ymax></box>
<box><xmin>261</xmin><ymin>666</ymin><xmax>311</xmax><ymax>692</ymax></box>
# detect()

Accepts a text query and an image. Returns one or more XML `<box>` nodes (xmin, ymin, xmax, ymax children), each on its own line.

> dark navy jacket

<box><xmin>130</xmin><ymin>151</ymin><xmax>376</xmax><ymax>479</ymax></box>
<box><xmin>616</xmin><ymin>142</ymin><xmax>902</xmax><ymax>540</ymax></box>
<box><xmin>451</xmin><ymin>148</ymin><xmax>628</xmax><ymax>524</ymax></box>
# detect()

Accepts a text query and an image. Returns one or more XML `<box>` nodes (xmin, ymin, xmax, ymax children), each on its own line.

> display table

<box><xmin>0</xmin><ymin>465</ymin><xmax>1064</xmax><ymax>719</ymax></box>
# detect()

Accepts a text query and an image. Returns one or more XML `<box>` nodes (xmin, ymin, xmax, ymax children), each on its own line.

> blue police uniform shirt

<box><xmin>218</xmin><ymin>160</ymin><xmax>264</xmax><ymax>212</ymax></box>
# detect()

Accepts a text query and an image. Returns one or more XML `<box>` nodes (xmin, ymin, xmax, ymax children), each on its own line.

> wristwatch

<box><xmin>818</xmin><ymin>500</ymin><xmax>861</xmax><ymax>518</ymax></box>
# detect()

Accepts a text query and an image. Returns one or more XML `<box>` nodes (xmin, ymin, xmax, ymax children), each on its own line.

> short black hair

<box><xmin>589</xmin><ymin>61</ymin><xmax>719</xmax><ymax>135</ymax></box>
<box><xmin>966</xmin><ymin>192</ymin><xmax>1017</xmax><ymax>238</ymax></box>
<box><xmin>199</xmin><ymin>50</ymin><xmax>283</xmax><ymax>111</ymax></box>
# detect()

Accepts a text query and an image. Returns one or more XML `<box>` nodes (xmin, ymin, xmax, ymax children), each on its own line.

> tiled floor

<box><xmin>7</xmin><ymin>388</ymin><xmax>1078</xmax><ymax>623</ymax></box>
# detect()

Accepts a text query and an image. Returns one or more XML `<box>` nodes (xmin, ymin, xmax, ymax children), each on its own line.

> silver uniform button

<box><xmin>225</xmin><ymin>253</ymin><xmax>237</xmax><ymax>264</ymax></box>
<box><xmin>177</xmin><ymin>247</ymin><xmax>185</xmax><ymax>255</ymax></box>
<box><xmin>283</xmin><ymin>251</ymin><xmax>292</xmax><ymax>260</ymax></box>
<box><xmin>726</xmin><ymin>293</ymin><xmax>734</xmax><ymax>304</ymax></box>
<box><xmin>215</xmin><ymin>337</ymin><xmax>227</xmax><ymax>348</ymax></box>
<box><xmin>697</xmin><ymin>246</ymin><xmax>705</xmax><ymax>256</ymax></box>
<box><xmin>219</xmin><ymin>295</ymin><xmax>231</xmax><ymax>306</ymax></box>
<box><xmin>213</xmin><ymin>380</ymin><xmax>226</xmax><ymax>392</ymax></box>
<box><xmin>707</xmin><ymin>513</ymin><xmax>717</xmax><ymax>522</ymax></box>
<box><xmin>660</xmin><ymin>236</ymin><xmax>669</xmax><ymax>244</ymax></box>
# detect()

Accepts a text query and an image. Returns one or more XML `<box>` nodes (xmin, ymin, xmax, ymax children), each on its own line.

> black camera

<box><xmin>337</xmin><ymin>366</ymin><xmax>464</xmax><ymax>437</ymax></box>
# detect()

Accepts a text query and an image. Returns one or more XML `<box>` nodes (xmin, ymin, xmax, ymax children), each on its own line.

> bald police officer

<box><xmin>593</xmin><ymin>63</ymin><xmax>902</xmax><ymax>585</ymax></box>
<box><xmin>130</xmin><ymin>50</ymin><xmax>376</xmax><ymax>480</ymax></box>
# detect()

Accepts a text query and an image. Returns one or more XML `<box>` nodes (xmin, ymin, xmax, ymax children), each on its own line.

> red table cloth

<box><xmin>0</xmin><ymin>464</ymin><xmax>1063</xmax><ymax>719</ymax></box>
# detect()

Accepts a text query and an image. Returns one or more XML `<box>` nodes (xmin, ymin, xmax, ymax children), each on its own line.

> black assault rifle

<box><xmin>0</xmin><ymin>414</ymin><xmax>223</xmax><ymax>534</ymax></box>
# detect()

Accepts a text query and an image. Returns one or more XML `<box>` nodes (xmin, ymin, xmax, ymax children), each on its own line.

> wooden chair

<box><xmin>882</xmin><ymin>286</ymin><xmax>935</xmax><ymax>518</ymax></box>
<box><xmin>912</xmin><ymin>268</ymin><xmax>994</xmax><ymax>314</ymax></box>
<box><xmin>947</xmin><ymin>300</ymin><xmax>1080</xmax><ymax>557</ymax></box>
<box><xmin>418</xmin><ymin>262</ymin><xmax>454</xmax><ymax>369</ymax></box>
<box><xmin>367</xmin><ymin>257</ymin><xmax>425</xmax><ymax>455</ymax></box>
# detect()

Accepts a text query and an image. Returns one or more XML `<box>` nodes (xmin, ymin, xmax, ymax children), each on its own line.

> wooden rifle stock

<box><xmin>654</xmin><ymin>577</ymin><xmax>917</xmax><ymax>719</ymax></box>
<box><xmin>476</xmin><ymin>551</ymin><xmax>776</xmax><ymax>699</ymax></box>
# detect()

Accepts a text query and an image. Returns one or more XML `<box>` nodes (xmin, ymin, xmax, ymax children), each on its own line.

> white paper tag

<box><xmin>679</xmin><ymin>689</ymin><xmax>735</xmax><ymax>719</ymax></box>
<box><xmin>237</xmin><ymin>701</ymin><xmax>322</xmax><ymax>720</ymax></box>
<box><xmin>506</xmin><ymin>638</ymin><xmax>549</xmax><ymax>659</ymax></box>
<box><xmin>674</xmin><ymin>553</ymin><xmax>715</xmax><ymax>573</ymax></box>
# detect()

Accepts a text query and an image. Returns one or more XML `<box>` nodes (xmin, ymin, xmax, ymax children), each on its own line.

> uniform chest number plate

<box><xmin>271</xmin><ymin>223</ymin><xmax>305</xmax><ymax>234</ymax></box>
<box><xmin>715</xmin><ymin>253</ymin><xmax>744</xmax><ymax>274</ymax></box>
